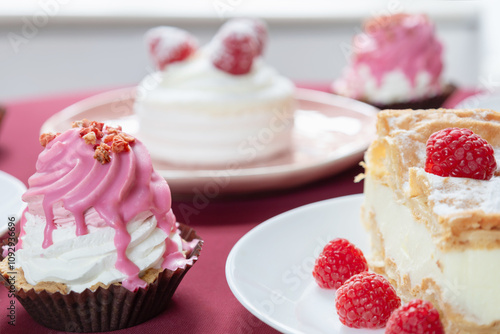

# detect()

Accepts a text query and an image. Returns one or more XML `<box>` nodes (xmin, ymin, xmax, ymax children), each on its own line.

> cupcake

<box><xmin>333</xmin><ymin>13</ymin><xmax>455</xmax><ymax>110</ymax></box>
<box><xmin>134</xmin><ymin>18</ymin><xmax>296</xmax><ymax>167</ymax></box>
<box><xmin>0</xmin><ymin>120</ymin><xmax>202</xmax><ymax>332</ymax></box>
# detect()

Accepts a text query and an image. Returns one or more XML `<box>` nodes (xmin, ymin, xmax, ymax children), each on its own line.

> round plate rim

<box><xmin>225</xmin><ymin>194</ymin><xmax>364</xmax><ymax>334</ymax></box>
<box><xmin>40</xmin><ymin>88</ymin><xmax>377</xmax><ymax>194</ymax></box>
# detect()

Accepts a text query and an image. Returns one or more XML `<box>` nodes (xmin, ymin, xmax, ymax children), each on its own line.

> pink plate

<box><xmin>41</xmin><ymin>88</ymin><xmax>378</xmax><ymax>195</ymax></box>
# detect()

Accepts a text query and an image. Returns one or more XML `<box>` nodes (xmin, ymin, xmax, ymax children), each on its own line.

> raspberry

<box><xmin>425</xmin><ymin>127</ymin><xmax>497</xmax><ymax>180</ymax></box>
<box><xmin>211</xmin><ymin>19</ymin><xmax>259</xmax><ymax>75</ymax></box>
<box><xmin>146</xmin><ymin>26</ymin><xmax>198</xmax><ymax>70</ymax></box>
<box><xmin>243</xmin><ymin>18</ymin><xmax>267</xmax><ymax>56</ymax></box>
<box><xmin>335</xmin><ymin>272</ymin><xmax>401</xmax><ymax>329</ymax></box>
<box><xmin>385</xmin><ymin>299</ymin><xmax>445</xmax><ymax>334</ymax></box>
<box><xmin>312</xmin><ymin>238</ymin><xmax>368</xmax><ymax>289</ymax></box>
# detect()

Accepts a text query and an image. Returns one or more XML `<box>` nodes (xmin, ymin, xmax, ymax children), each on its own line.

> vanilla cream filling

<box><xmin>364</xmin><ymin>174</ymin><xmax>500</xmax><ymax>325</ymax></box>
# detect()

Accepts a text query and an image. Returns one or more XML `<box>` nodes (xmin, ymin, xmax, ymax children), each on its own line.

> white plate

<box><xmin>0</xmin><ymin>171</ymin><xmax>26</xmax><ymax>236</ymax></box>
<box><xmin>226</xmin><ymin>194</ymin><xmax>383</xmax><ymax>334</ymax></box>
<box><xmin>455</xmin><ymin>90</ymin><xmax>500</xmax><ymax>110</ymax></box>
<box><xmin>40</xmin><ymin>88</ymin><xmax>377</xmax><ymax>195</ymax></box>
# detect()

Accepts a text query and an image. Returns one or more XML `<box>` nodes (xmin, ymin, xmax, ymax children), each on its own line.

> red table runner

<box><xmin>0</xmin><ymin>85</ymin><xmax>474</xmax><ymax>333</ymax></box>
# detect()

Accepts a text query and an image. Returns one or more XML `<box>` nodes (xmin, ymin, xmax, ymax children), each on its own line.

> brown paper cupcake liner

<box><xmin>1</xmin><ymin>223</ymin><xmax>202</xmax><ymax>332</ymax></box>
<box><xmin>369</xmin><ymin>83</ymin><xmax>457</xmax><ymax>110</ymax></box>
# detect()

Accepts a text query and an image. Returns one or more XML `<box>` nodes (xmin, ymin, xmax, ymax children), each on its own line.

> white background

<box><xmin>0</xmin><ymin>0</ymin><xmax>489</xmax><ymax>102</ymax></box>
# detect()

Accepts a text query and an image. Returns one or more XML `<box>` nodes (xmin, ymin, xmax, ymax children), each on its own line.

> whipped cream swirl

<box><xmin>136</xmin><ymin>48</ymin><xmax>294</xmax><ymax>109</ymax></box>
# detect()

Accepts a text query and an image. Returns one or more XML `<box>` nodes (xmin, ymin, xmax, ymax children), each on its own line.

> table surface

<box><xmin>0</xmin><ymin>84</ymin><xmax>473</xmax><ymax>334</ymax></box>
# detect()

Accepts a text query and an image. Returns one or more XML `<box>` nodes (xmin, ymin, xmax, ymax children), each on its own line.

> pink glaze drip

<box><xmin>351</xmin><ymin>13</ymin><xmax>443</xmax><ymax>89</ymax></box>
<box><xmin>18</xmin><ymin>128</ymin><xmax>182</xmax><ymax>292</ymax></box>
<box><xmin>163</xmin><ymin>238</ymin><xmax>191</xmax><ymax>270</ymax></box>
<box><xmin>16</xmin><ymin>208</ymin><xmax>27</xmax><ymax>249</ymax></box>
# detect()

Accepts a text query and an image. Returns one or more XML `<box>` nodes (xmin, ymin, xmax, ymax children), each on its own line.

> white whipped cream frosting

<box><xmin>15</xmin><ymin>211</ymin><xmax>183</xmax><ymax>293</ymax></box>
<box><xmin>135</xmin><ymin>48</ymin><xmax>295</xmax><ymax>166</ymax></box>
<box><xmin>333</xmin><ymin>64</ymin><xmax>443</xmax><ymax>105</ymax></box>
<box><xmin>136</xmin><ymin>50</ymin><xmax>294</xmax><ymax>105</ymax></box>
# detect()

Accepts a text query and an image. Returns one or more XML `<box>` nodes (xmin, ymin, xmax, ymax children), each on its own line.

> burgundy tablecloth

<box><xmin>0</xmin><ymin>85</ymin><xmax>474</xmax><ymax>334</ymax></box>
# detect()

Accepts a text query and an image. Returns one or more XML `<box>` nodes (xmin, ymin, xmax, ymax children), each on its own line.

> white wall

<box><xmin>0</xmin><ymin>1</ymin><xmax>480</xmax><ymax>101</ymax></box>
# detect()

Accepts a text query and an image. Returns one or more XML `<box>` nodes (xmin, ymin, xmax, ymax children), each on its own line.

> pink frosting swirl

<box><xmin>338</xmin><ymin>13</ymin><xmax>443</xmax><ymax>98</ymax></box>
<box><xmin>18</xmin><ymin>126</ymin><xmax>186</xmax><ymax>291</ymax></box>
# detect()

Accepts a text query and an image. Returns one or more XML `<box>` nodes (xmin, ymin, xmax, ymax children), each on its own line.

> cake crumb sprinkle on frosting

<box><xmin>39</xmin><ymin>132</ymin><xmax>60</xmax><ymax>147</ymax></box>
<box><xmin>39</xmin><ymin>120</ymin><xmax>139</xmax><ymax>164</ymax></box>
<box><xmin>63</xmin><ymin>119</ymin><xmax>137</xmax><ymax>164</ymax></box>
<box><xmin>94</xmin><ymin>143</ymin><xmax>111</xmax><ymax>164</ymax></box>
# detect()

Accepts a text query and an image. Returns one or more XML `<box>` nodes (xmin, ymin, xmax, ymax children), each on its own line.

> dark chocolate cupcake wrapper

<box><xmin>370</xmin><ymin>83</ymin><xmax>457</xmax><ymax>110</ymax></box>
<box><xmin>1</xmin><ymin>223</ymin><xmax>202</xmax><ymax>332</ymax></box>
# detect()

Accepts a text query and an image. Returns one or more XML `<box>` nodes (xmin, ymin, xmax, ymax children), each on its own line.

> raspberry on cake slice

<box><xmin>361</xmin><ymin>108</ymin><xmax>500</xmax><ymax>333</ymax></box>
<box><xmin>425</xmin><ymin>127</ymin><xmax>496</xmax><ymax>180</ymax></box>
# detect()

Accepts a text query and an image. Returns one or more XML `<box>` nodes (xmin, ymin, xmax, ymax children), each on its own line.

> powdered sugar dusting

<box><xmin>146</xmin><ymin>26</ymin><xmax>193</xmax><ymax>51</ymax></box>
<box><xmin>217</xmin><ymin>19</ymin><xmax>257</xmax><ymax>40</ymax></box>
<box><xmin>418</xmin><ymin>168</ymin><xmax>500</xmax><ymax>215</ymax></box>
<box><xmin>397</xmin><ymin>131</ymin><xmax>426</xmax><ymax>172</ymax></box>
<box><xmin>414</xmin><ymin>141</ymin><xmax>427</xmax><ymax>163</ymax></box>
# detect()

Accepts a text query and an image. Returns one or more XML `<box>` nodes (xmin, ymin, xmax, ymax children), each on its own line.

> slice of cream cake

<box><xmin>362</xmin><ymin>108</ymin><xmax>500</xmax><ymax>333</ymax></box>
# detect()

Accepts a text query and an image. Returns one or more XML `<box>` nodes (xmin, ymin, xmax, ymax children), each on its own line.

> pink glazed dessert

<box><xmin>0</xmin><ymin>120</ymin><xmax>202</xmax><ymax>332</ymax></box>
<box><xmin>333</xmin><ymin>13</ymin><xmax>455</xmax><ymax>110</ymax></box>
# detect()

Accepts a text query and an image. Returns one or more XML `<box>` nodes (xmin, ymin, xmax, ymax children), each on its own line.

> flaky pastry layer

<box><xmin>366</xmin><ymin>108</ymin><xmax>500</xmax><ymax>250</ymax></box>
